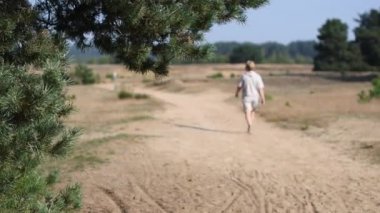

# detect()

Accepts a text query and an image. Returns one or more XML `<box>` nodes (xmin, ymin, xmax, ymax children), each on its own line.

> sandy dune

<box><xmin>77</xmin><ymin>84</ymin><xmax>380</xmax><ymax>213</ymax></box>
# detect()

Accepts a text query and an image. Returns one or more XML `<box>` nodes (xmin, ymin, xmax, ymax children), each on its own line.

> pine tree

<box><xmin>314</xmin><ymin>19</ymin><xmax>351</xmax><ymax>71</ymax></box>
<box><xmin>355</xmin><ymin>9</ymin><xmax>380</xmax><ymax>68</ymax></box>
<box><xmin>35</xmin><ymin>0</ymin><xmax>268</xmax><ymax>75</ymax></box>
<box><xmin>1</xmin><ymin>0</ymin><xmax>269</xmax><ymax>210</ymax></box>
<box><xmin>0</xmin><ymin>0</ymin><xmax>81</xmax><ymax>211</ymax></box>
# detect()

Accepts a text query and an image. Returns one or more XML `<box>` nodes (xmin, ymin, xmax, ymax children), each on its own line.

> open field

<box><xmin>52</xmin><ymin>64</ymin><xmax>380</xmax><ymax>212</ymax></box>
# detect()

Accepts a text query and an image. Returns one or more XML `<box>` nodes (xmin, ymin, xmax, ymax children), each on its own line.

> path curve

<box><xmin>81</xmin><ymin>84</ymin><xmax>380</xmax><ymax>213</ymax></box>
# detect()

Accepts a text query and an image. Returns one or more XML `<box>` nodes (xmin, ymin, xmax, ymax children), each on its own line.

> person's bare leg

<box><xmin>245</xmin><ymin>110</ymin><xmax>252</xmax><ymax>133</ymax></box>
<box><xmin>250</xmin><ymin>110</ymin><xmax>256</xmax><ymax>132</ymax></box>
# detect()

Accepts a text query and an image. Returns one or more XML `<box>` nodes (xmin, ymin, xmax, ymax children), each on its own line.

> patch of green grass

<box><xmin>118</xmin><ymin>90</ymin><xmax>150</xmax><ymax>100</ymax></box>
<box><xmin>118</xmin><ymin>90</ymin><xmax>134</xmax><ymax>99</ymax></box>
<box><xmin>230</xmin><ymin>73</ymin><xmax>236</xmax><ymax>79</ymax></box>
<box><xmin>127</xmin><ymin>115</ymin><xmax>153</xmax><ymax>122</ymax></box>
<box><xmin>71</xmin><ymin>154</ymin><xmax>106</xmax><ymax>171</ymax></box>
<box><xmin>300</xmin><ymin>123</ymin><xmax>309</xmax><ymax>131</ymax></box>
<box><xmin>107</xmin><ymin>150</ymin><xmax>116</xmax><ymax>155</ymax></box>
<box><xmin>207</xmin><ymin>72</ymin><xmax>224</xmax><ymax>79</ymax></box>
<box><xmin>81</xmin><ymin>133</ymin><xmax>131</xmax><ymax>149</ymax></box>
<box><xmin>46</xmin><ymin>170</ymin><xmax>60</xmax><ymax>185</ymax></box>
<box><xmin>72</xmin><ymin>64</ymin><xmax>98</xmax><ymax>85</ymax></box>
<box><xmin>358</xmin><ymin>90</ymin><xmax>371</xmax><ymax>103</ymax></box>
<box><xmin>265</xmin><ymin>94</ymin><xmax>273</xmax><ymax>101</ymax></box>
<box><xmin>285</xmin><ymin>101</ymin><xmax>291</xmax><ymax>107</ymax></box>
<box><xmin>134</xmin><ymin>93</ymin><xmax>150</xmax><ymax>99</ymax></box>
<box><xmin>358</xmin><ymin>77</ymin><xmax>380</xmax><ymax>103</ymax></box>
<box><xmin>105</xmin><ymin>73</ymin><xmax>113</xmax><ymax>79</ymax></box>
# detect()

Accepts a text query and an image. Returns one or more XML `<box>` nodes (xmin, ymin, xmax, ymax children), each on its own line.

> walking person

<box><xmin>235</xmin><ymin>60</ymin><xmax>265</xmax><ymax>133</ymax></box>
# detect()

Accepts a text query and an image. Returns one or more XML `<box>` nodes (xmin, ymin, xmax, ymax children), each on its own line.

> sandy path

<box><xmin>79</xmin><ymin>85</ymin><xmax>380</xmax><ymax>213</ymax></box>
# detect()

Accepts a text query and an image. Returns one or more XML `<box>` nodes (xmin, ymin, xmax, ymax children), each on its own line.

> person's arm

<box><xmin>258</xmin><ymin>75</ymin><xmax>265</xmax><ymax>105</ymax></box>
<box><xmin>235</xmin><ymin>86</ymin><xmax>241</xmax><ymax>98</ymax></box>
<box><xmin>259</xmin><ymin>87</ymin><xmax>265</xmax><ymax>105</ymax></box>
<box><xmin>236</xmin><ymin>77</ymin><xmax>243</xmax><ymax>98</ymax></box>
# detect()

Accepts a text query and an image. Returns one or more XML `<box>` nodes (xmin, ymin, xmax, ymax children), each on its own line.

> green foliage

<box><xmin>260</xmin><ymin>42</ymin><xmax>291</xmax><ymax>63</ymax></box>
<box><xmin>314</xmin><ymin>9</ymin><xmax>380</xmax><ymax>72</ymax></box>
<box><xmin>357</xmin><ymin>90</ymin><xmax>372</xmax><ymax>103</ymax></box>
<box><xmin>118</xmin><ymin>91</ymin><xmax>134</xmax><ymax>99</ymax></box>
<box><xmin>0</xmin><ymin>1</ymin><xmax>81</xmax><ymax>211</ymax></box>
<box><xmin>173</xmin><ymin>50</ymin><xmax>229</xmax><ymax>64</ymax></box>
<box><xmin>370</xmin><ymin>77</ymin><xmax>380</xmax><ymax>98</ymax></box>
<box><xmin>0</xmin><ymin>0</ymin><xmax>63</xmax><ymax>66</ymax></box>
<box><xmin>194</xmin><ymin>41</ymin><xmax>316</xmax><ymax>65</ymax></box>
<box><xmin>358</xmin><ymin>77</ymin><xmax>380</xmax><ymax>102</ymax></box>
<box><xmin>105</xmin><ymin>73</ymin><xmax>114</xmax><ymax>79</ymax></box>
<box><xmin>314</xmin><ymin>19</ymin><xmax>352</xmax><ymax>71</ymax></box>
<box><xmin>134</xmin><ymin>93</ymin><xmax>150</xmax><ymax>100</ymax></box>
<box><xmin>36</xmin><ymin>0</ymin><xmax>268</xmax><ymax>75</ymax></box>
<box><xmin>46</xmin><ymin>170</ymin><xmax>60</xmax><ymax>185</ymax></box>
<box><xmin>73</xmin><ymin>64</ymin><xmax>97</xmax><ymax>85</ymax></box>
<box><xmin>355</xmin><ymin>9</ymin><xmax>380</xmax><ymax>67</ymax></box>
<box><xmin>214</xmin><ymin>42</ymin><xmax>241</xmax><ymax>55</ymax></box>
<box><xmin>207</xmin><ymin>72</ymin><xmax>224</xmax><ymax>79</ymax></box>
<box><xmin>229</xmin><ymin>43</ymin><xmax>263</xmax><ymax>63</ymax></box>
<box><xmin>0</xmin><ymin>57</ymin><xmax>81</xmax><ymax>212</ymax></box>
<box><xmin>118</xmin><ymin>90</ymin><xmax>150</xmax><ymax>100</ymax></box>
<box><xmin>288</xmin><ymin>41</ymin><xmax>317</xmax><ymax>59</ymax></box>
<box><xmin>265</xmin><ymin>94</ymin><xmax>273</xmax><ymax>101</ymax></box>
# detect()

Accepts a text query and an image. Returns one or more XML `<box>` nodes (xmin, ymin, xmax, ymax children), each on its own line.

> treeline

<box><xmin>174</xmin><ymin>40</ymin><xmax>316</xmax><ymax>64</ymax></box>
<box><xmin>71</xmin><ymin>41</ymin><xmax>316</xmax><ymax>65</ymax></box>
<box><xmin>314</xmin><ymin>8</ymin><xmax>380</xmax><ymax>71</ymax></box>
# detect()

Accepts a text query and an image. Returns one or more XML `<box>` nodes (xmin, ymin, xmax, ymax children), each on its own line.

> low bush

<box><xmin>358</xmin><ymin>77</ymin><xmax>380</xmax><ymax>102</ymax></box>
<box><xmin>134</xmin><ymin>93</ymin><xmax>150</xmax><ymax>99</ymax></box>
<box><xmin>73</xmin><ymin>64</ymin><xmax>97</xmax><ymax>85</ymax></box>
<box><xmin>118</xmin><ymin>91</ymin><xmax>149</xmax><ymax>100</ymax></box>
<box><xmin>265</xmin><ymin>94</ymin><xmax>273</xmax><ymax>101</ymax></box>
<box><xmin>207</xmin><ymin>72</ymin><xmax>224</xmax><ymax>79</ymax></box>
<box><xmin>118</xmin><ymin>90</ymin><xmax>134</xmax><ymax>99</ymax></box>
<box><xmin>369</xmin><ymin>77</ymin><xmax>380</xmax><ymax>98</ymax></box>
<box><xmin>105</xmin><ymin>73</ymin><xmax>113</xmax><ymax>79</ymax></box>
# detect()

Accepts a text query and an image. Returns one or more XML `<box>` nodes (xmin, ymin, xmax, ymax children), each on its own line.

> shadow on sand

<box><xmin>175</xmin><ymin>124</ymin><xmax>244</xmax><ymax>134</ymax></box>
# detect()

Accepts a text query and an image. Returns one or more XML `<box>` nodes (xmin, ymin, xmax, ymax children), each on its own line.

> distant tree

<box><xmin>35</xmin><ymin>0</ymin><xmax>269</xmax><ymax>75</ymax></box>
<box><xmin>354</xmin><ymin>9</ymin><xmax>380</xmax><ymax>68</ymax></box>
<box><xmin>260</xmin><ymin>42</ymin><xmax>287</xmax><ymax>58</ymax></box>
<box><xmin>260</xmin><ymin>42</ymin><xmax>293</xmax><ymax>63</ymax></box>
<box><xmin>73</xmin><ymin>64</ymin><xmax>97</xmax><ymax>84</ymax></box>
<box><xmin>288</xmin><ymin>41</ymin><xmax>316</xmax><ymax>59</ymax></box>
<box><xmin>209</xmin><ymin>41</ymin><xmax>317</xmax><ymax>64</ymax></box>
<box><xmin>314</xmin><ymin>19</ymin><xmax>351</xmax><ymax>71</ymax></box>
<box><xmin>229</xmin><ymin>43</ymin><xmax>263</xmax><ymax>63</ymax></box>
<box><xmin>0</xmin><ymin>1</ymin><xmax>81</xmax><ymax>211</ymax></box>
<box><xmin>213</xmin><ymin>42</ymin><xmax>241</xmax><ymax>55</ymax></box>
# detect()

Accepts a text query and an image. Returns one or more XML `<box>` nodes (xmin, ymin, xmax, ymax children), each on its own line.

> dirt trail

<box><xmin>79</xmin><ymin>85</ymin><xmax>380</xmax><ymax>213</ymax></box>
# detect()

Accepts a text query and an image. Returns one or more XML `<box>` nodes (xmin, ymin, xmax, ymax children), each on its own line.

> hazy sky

<box><xmin>205</xmin><ymin>0</ymin><xmax>379</xmax><ymax>44</ymax></box>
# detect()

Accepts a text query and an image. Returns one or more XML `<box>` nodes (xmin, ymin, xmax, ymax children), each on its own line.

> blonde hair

<box><xmin>245</xmin><ymin>60</ymin><xmax>255</xmax><ymax>71</ymax></box>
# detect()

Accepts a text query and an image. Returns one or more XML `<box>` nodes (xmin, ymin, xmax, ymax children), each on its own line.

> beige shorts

<box><xmin>243</xmin><ymin>97</ymin><xmax>259</xmax><ymax>112</ymax></box>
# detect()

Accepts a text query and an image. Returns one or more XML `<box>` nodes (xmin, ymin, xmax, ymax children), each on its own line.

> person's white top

<box><xmin>238</xmin><ymin>71</ymin><xmax>264</xmax><ymax>100</ymax></box>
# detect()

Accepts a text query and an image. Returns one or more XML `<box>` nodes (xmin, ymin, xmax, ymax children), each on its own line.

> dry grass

<box><xmin>42</xmin><ymin>75</ymin><xmax>163</xmax><ymax>175</ymax></box>
<box><xmin>57</xmin><ymin>63</ymin><xmax>380</xmax><ymax>170</ymax></box>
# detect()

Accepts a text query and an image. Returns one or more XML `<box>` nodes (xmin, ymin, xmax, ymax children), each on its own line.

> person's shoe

<box><xmin>247</xmin><ymin>125</ymin><xmax>251</xmax><ymax>134</ymax></box>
